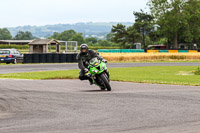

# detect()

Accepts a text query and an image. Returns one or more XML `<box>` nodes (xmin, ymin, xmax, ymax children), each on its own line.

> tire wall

<box><xmin>23</xmin><ymin>53</ymin><xmax>78</xmax><ymax>63</ymax></box>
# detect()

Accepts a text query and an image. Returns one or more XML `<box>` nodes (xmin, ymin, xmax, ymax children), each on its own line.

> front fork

<box><xmin>104</xmin><ymin>69</ymin><xmax>110</xmax><ymax>81</ymax></box>
<box><xmin>87</xmin><ymin>69</ymin><xmax>110</xmax><ymax>88</ymax></box>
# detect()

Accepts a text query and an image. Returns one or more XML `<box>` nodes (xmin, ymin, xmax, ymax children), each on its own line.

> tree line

<box><xmin>0</xmin><ymin>28</ymin><xmax>36</xmax><ymax>40</ymax></box>
<box><xmin>111</xmin><ymin>0</ymin><xmax>200</xmax><ymax>49</ymax></box>
<box><xmin>48</xmin><ymin>29</ymin><xmax>119</xmax><ymax>47</ymax></box>
<box><xmin>0</xmin><ymin>28</ymin><xmax>119</xmax><ymax>47</ymax></box>
<box><xmin>1</xmin><ymin>0</ymin><xmax>199</xmax><ymax>49</ymax></box>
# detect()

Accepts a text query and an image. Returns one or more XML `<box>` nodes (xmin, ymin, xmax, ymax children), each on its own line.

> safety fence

<box><xmin>23</xmin><ymin>53</ymin><xmax>77</xmax><ymax>63</ymax></box>
<box><xmin>98</xmin><ymin>49</ymin><xmax>199</xmax><ymax>53</ymax></box>
<box><xmin>98</xmin><ymin>49</ymin><xmax>145</xmax><ymax>53</ymax></box>
<box><xmin>147</xmin><ymin>50</ymin><xmax>198</xmax><ymax>53</ymax></box>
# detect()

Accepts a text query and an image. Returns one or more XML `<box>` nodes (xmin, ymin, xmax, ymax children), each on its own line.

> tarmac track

<box><xmin>0</xmin><ymin>62</ymin><xmax>200</xmax><ymax>74</ymax></box>
<box><xmin>0</xmin><ymin>79</ymin><xmax>200</xmax><ymax>133</ymax></box>
<box><xmin>1</xmin><ymin>63</ymin><xmax>200</xmax><ymax>133</ymax></box>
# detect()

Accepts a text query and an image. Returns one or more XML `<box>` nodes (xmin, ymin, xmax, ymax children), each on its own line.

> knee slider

<box><xmin>79</xmin><ymin>75</ymin><xmax>85</xmax><ymax>80</ymax></box>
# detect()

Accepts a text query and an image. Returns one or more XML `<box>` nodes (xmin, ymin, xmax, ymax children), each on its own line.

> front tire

<box><xmin>99</xmin><ymin>73</ymin><xmax>111</xmax><ymax>91</ymax></box>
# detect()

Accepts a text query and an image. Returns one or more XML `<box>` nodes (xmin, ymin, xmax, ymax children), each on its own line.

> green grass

<box><xmin>0</xmin><ymin>70</ymin><xmax>79</xmax><ymax>80</ymax></box>
<box><xmin>0</xmin><ymin>66</ymin><xmax>200</xmax><ymax>86</ymax></box>
<box><xmin>109</xmin><ymin>66</ymin><xmax>200</xmax><ymax>86</ymax></box>
<box><xmin>1</xmin><ymin>60</ymin><xmax>200</xmax><ymax>65</ymax></box>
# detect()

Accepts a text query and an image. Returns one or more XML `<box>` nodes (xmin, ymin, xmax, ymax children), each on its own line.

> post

<box><xmin>29</xmin><ymin>45</ymin><xmax>33</xmax><ymax>53</ymax></box>
<box><xmin>65</xmin><ymin>42</ymin><xmax>68</xmax><ymax>53</ymax></box>
<box><xmin>76</xmin><ymin>41</ymin><xmax>78</xmax><ymax>53</ymax></box>
<box><xmin>49</xmin><ymin>44</ymin><xmax>51</xmax><ymax>52</ymax></box>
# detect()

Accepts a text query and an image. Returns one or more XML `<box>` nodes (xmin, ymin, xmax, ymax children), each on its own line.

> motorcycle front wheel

<box><xmin>99</xmin><ymin>73</ymin><xmax>111</xmax><ymax>91</ymax></box>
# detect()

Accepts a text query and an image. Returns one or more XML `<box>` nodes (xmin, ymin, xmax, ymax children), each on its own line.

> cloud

<box><xmin>0</xmin><ymin>0</ymin><xmax>148</xmax><ymax>27</ymax></box>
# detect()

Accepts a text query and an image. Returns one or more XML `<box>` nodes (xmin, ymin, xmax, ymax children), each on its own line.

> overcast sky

<box><xmin>0</xmin><ymin>0</ymin><xmax>149</xmax><ymax>28</ymax></box>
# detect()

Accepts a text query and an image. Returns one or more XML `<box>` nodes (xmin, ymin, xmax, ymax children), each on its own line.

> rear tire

<box><xmin>99</xmin><ymin>73</ymin><xmax>111</xmax><ymax>91</ymax></box>
<box><xmin>13</xmin><ymin>59</ymin><xmax>17</xmax><ymax>64</ymax></box>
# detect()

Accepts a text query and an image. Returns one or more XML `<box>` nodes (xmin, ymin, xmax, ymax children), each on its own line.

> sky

<box><xmin>0</xmin><ymin>0</ymin><xmax>149</xmax><ymax>28</ymax></box>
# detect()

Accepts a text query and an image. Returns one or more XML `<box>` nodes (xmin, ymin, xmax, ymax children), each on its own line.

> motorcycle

<box><xmin>87</xmin><ymin>58</ymin><xmax>111</xmax><ymax>91</ymax></box>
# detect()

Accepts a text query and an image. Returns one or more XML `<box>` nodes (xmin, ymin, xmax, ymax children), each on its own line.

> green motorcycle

<box><xmin>88</xmin><ymin>58</ymin><xmax>111</xmax><ymax>91</ymax></box>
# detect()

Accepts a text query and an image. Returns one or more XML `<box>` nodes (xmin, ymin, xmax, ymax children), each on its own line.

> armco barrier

<box><xmin>188</xmin><ymin>50</ymin><xmax>198</xmax><ymax>53</ymax></box>
<box><xmin>178</xmin><ymin>50</ymin><xmax>188</xmax><ymax>53</ymax></box>
<box><xmin>147</xmin><ymin>50</ymin><xmax>159</xmax><ymax>53</ymax></box>
<box><xmin>97</xmin><ymin>49</ymin><xmax>145</xmax><ymax>53</ymax></box>
<box><xmin>98</xmin><ymin>49</ymin><xmax>199</xmax><ymax>53</ymax></box>
<box><xmin>159</xmin><ymin>50</ymin><xmax>169</xmax><ymax>53</ymax></box>
<box><xmin>168</xmin><ymin>50</ymin><xmax>179</xmax><ymax>53</ymax></box>
<box><xmin>23</xmin><ymin>53</ymin><xmax>78</xmax><ymax>63</ymax></box>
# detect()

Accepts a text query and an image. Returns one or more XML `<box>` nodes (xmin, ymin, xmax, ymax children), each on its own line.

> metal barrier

<box><xmin>23</xmin><ymin>53</ymin><xmax>78</xmax><ymax>63</ymax></box>
<box><xmin>98</xmin><ymin>49</ymin><xmax>145</xmax><ymax>53</ymax></box>
<box><xmin>98</xmin><ymin>49</ymin><xmax>199</xmax><ymax>53</ymax></box>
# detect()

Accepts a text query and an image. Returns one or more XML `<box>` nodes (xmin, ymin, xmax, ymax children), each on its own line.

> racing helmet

<box><xmin>80</xmin><ymin>44</ymin><xmax>88</xmax><ymax>54</ymax></box>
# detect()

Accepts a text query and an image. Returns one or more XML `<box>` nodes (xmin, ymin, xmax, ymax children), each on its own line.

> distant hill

<box><xmin>7</xmin><ymin>22</ymin><xmax>133</xmax><ymax>39</ymax></box>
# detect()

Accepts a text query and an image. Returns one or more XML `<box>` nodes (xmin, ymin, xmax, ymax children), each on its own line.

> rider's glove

<box><xmin>84</xmin><ymin>68</ymin><xmax>89</xmax><ymax>73</ymax></box>
<box><xmin>102</xmin><ymin>59</ymin><xmax>107</xmax><ymax>63</ymax></box>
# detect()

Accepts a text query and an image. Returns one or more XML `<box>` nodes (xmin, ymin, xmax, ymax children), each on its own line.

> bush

<box><xmin>194</xmin><ymin>67</ymin><xmax>200</xmax><ymax>75</ymax></box>
<box><xmin>0</xmin><ymin>44</ymin><xmax>29</xmax><ymax>49</ymax></box>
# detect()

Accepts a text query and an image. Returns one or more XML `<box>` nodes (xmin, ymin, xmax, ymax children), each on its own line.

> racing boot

<box><xmin>87</xmin><ymin>73</ymin><xmax>94</xmax><ymax>85</ymax></box>
<box><xmin>89</xmin><ymin>78</ymin><xmax>94</xmax><ymax>85</ymax></box>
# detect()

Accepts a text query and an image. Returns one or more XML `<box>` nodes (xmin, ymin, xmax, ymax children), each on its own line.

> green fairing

<box><xmin>88</xmin><ymin>58</ymin><xmax>107</xmax><ymax>75</ymax></box>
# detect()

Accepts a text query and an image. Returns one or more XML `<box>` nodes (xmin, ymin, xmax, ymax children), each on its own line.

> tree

<box><xmin>111</xmin><ymin>24</ymin><xmax>127</xmax><ymax>48</ymax></box>
<box><xmin>133</xmin><ymin>10</ymin><xmax>154</xmax><ymax>49</ymax></box>
<box><xmin>56</xmin><ymin>30</ymin><xmax>76</xmax><ymax>41</ymax></box>
<box><xmin>0</xmin><ymin>28</ymin><xmax>12</xmax><ymax>40</ymax></box>
<box><xmin>70</xmin><ymin>33</ymin><xmax>85</xmax><ymax>45</ymax></box>
<box><xmin>49</xmin><ymin>30</ymin><xmax>86</xmax><ymax>45</ymax></box>
<box><xmin>126</xmin><ymin>25</ymin><xmax>141</xmax><ymax>45</ymax></box>
<box><xmin>49</xmin><ymin>32</ymin><xmax>59</xmax><ymax>39</ymax></box>
<box><xmin>86</xmin><ymin>37</ymin><xmax>98</xmax><ymax>44</ymax></box>
<box><xmin>180</xmin><ymin>0</ymin><xmax>200</xmax><ymax>44</ymax></box>
<box><xmin>148</xmin><ymin>0</ymin><xmax>187</xmax><ymax>48</ymax></box>
<box><xmin>14</xmin><ymin>31</ymin><xmax>34</xmax><ymax>40</ymax></box>
<box><xmin>106</xmin><ymin>33</ymin><xmax>114</xmax><ymax>41</ymax></box>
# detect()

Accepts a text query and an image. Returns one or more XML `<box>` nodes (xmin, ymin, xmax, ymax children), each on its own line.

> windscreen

<box><xmin>0</xmin><ymin>50</ymin><xmax>10</xmax><ymax>54</ymax></box>
<box><xmin>89</xmin><ymin>58</ymin><xmax>100</xmax><ymax>67</ymax></box>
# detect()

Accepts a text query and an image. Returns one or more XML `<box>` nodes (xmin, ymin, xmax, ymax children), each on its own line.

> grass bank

<box><xmin>0</xmin><ymin>66</ymin><xmax>200</xmax><ymax>86</ymax></box>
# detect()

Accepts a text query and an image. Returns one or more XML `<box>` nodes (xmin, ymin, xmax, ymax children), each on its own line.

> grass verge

<box><xmin>1</xmin><ymin>60</ymin><xmax>200</xmax><ymax>65</ymax></box>
<box><xmin>0</xmin><ymin>66</ymin><xmax>200</xmax><ymax>86</ymax></box>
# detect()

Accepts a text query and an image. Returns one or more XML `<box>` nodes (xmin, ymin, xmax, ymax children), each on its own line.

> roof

<box><xmin>0</xmin><ymin>40</ymin><xmax>33</xmax><ymax>43</ymax></box>
<box><xmin>29</xmin><ymin>39</ymin><xmax>61</xmax><ymax>45</ymax></box>
<box><xmin>0</xmin><ymin>49</ymin><xmax>17</xmax><ymax>51</ymax></box>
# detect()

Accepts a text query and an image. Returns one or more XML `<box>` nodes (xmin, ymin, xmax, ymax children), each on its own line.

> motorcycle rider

<box><xmin>77</xmin><ymin>44</ymin><xmax>107</xmax><ymax>85</ymax></box>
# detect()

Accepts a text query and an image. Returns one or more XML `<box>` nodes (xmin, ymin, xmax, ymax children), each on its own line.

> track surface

<box><xmin>0</xmin><ymin>62</ymin><xmax>200</xmax><ymax>74</ymax></box>
<box><xmin>0</xmin><ymin>79</ymin><xmax>200</xmax><ymax>133</ymax></box>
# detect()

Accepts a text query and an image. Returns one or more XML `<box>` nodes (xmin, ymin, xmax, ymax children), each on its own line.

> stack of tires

<box><xmin>23</xmin><ymin>53</ymin><xmax>77</xmax><ymax>63</ymax></box>
<box><xmin>23</xmin><ymin>54</ymin><xmax>32</xmax><ymax>63</ymax></box>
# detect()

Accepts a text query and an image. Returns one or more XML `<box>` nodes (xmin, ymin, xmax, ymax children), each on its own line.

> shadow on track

<box><xmin>80</xmin><ymin>90</ymin><xmax>107</xmax><ymax>93</ymax></box>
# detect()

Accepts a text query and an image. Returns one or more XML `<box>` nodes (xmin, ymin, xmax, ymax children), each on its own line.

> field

<box><xmin>100</xmin><ymin>53</ymin><xmax>200</xmax><ymax>62</ymax></box>
<box><xmin>0</xmin><ymin>66</ymin><xmax>200</xmax><ymax>86</ymax></box>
